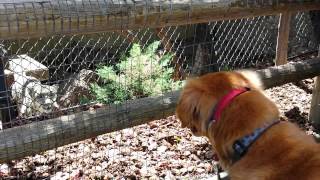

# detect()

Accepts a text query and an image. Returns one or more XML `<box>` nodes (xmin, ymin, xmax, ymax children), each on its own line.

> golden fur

<box><xmin>176</xmin><ymin>71</ymin><xmax>320</xmax><ymax>180</ymax></box>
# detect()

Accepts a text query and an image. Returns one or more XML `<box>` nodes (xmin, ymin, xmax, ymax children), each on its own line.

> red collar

<box><xmin>213</xmin><ymin>88</ymin><xmax>249</xmax><ymax>122</ymax></box>
<box><xmin>207</xmin><ymin>88</ymin><xmax>249</xmax><ymax>163</ymax></box>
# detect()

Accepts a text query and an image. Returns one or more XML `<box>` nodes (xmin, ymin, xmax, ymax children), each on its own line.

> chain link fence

<box><xmin>289</xmin><ymin>12</ymin><xmax>318</xmax><ymax>57</ymax></box>
<box><xmin>0</xmin><ymin>1</ymin><xmax>318</xmax><ymax>178</ymax></box>
<box><xmin>1</xmin><ymin>12</ymin><xmax>316</xmax><ymax>127</ymax></box>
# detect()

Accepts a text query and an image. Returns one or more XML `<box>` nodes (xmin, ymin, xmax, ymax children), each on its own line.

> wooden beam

<box><xmin>275</xmin><ymin>12</ymin><xmax>292</xmax><ymax>66</ymax></box>
<box><xmin>1</xmin><ymin>57</ymin><xmax>320</xmax><ymax>162</ymax></box>
<box><xmin>256</xmin><ymin>58</ymin><xmax>320</xmax><ymax>89</ymax></box>
<box><xmin>1</xmin><ymin>1</ymin><xmax>320</xmax><ymax>40</ymax></box>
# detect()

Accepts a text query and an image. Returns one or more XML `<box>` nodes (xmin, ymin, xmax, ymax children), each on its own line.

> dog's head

<box><xmin>176</xmin><ymin>70</ymin><xmax>263</xmax><ymax>137</ymax></box>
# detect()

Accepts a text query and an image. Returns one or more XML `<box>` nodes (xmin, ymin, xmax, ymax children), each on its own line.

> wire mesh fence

<box><xmin>289</xmin><ymin>12</ymin><xmax>318</xmax><ymax>58</ymax></box>
<box><xmin>0</xmin><ymin>0</ymin><xmax>319</xmax><ymax>178</ymax></box>
<box><xmin>0</xmin><ymin>17</ymin><xmax>279</xmax><ymax>128</ymax></box>
<box><xmin>0</xmin><ymin>12</ymin><xmax>316</xmax><ymax>126</ymax></box>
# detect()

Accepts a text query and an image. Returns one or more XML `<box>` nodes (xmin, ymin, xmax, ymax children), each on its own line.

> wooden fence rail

<box><xmin>1</xmin><ymin>0</ymin><xmax>320</xmax><ymax>39</ymax></box>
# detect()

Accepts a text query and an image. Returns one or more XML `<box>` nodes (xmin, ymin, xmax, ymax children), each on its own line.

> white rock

<box><xmin>191</xmin><ymin>136</ymin><xmax>207</xmax><ymax>144</ymax></box>
<box><xmin>183</xmin><ymin>151</ymin><xmax>191</xmax><ymax>156</ymax></box>
<box><xmin>142</xmin><ymin>141</ymin><xmax>148</xmax><ymax>147</ymax></box>
<box><xmin>105</xmin><ymin>172</ymin><xmax>114</xmax><ymax>179</ymax></box>
<box><xmin>47</xmin><ymin>150</ymin><xmax>56</xmax><ymax>156</ymax></box>
<box><xmin>50</xmin><ymin>171</ymin><xmax>70</xmax><ymax>180</ymax></box>
<box><xmin>78</xmin><ymin>144</ymin><xmax>85</xmax><ymax>151</ymax></box>
<box><xmin>35</xmin><ymin>165</ymin><xmax>49</xmax><ymax>172</ymax></box>
<box><xmin>96</xmin><ymin>136</ymin><xmax>104</xmax><ymax>142</ymax></box>
<box><xmin>196</xmin><ymin>150</ymin><xmax>202</xmax><ymax>156</ymax></box>
<box><xmin>190</xmin><ymin>154</ymin><xmax>200</xmax><ymax>161</ymax></box>
<box><xmin>91</xmin><ymin>152</ymin><xmax>100</xmax><ymax>159</ymax></box>
<box><xmin>69</xmin><ymin>169</ymin><xmax>80</xmax><ymax>178</ymax></box>
<box><xmin>164</xmin><ymin>171</ymin><xmax>175</xmax><ymax>180</ymax></box>
<box><xmin>180</xmin><ymin>168</ymin><xmax>188</xmax><ymax>175</ymax></box>
<box><xmin>313</xmin><ymin>132</ymin><xmax>320</xmax><ymax>139</ymax></box>
<box><xmin>115</xmin><ymin>134</ymin><xmax>122</xmax><ymax>142</ymax></box>
<box><xmin>0</xmin><ymin>164</ymin><xmax>9</xmax><ymax>175</ymax></box>
<box><xmin>149</xmin><ymin>175</ymin><xmax>160</xmax><ymax>180</ymax></box>
<box><xmin>140</xmin><ymin>164</ymin><xmax>157</xmax><ymax>177</ymax></box>
<box><xmin>166</xmin><ymin>151</ymin><xmax>176</xmax><ymax>157</ymax></box>
<box><xmin>196</xmin><ymin>168</ymin><xmax>206</xmax><ymax>173</ymax></box>
<box><xmin>84</xmin><ymin>146</ymin><xmax>91</xmax><ymax>153</ymax></box>
<box><xmin>42</xmin><ymin>172</ymin><xmax>50</xmax><ymax>178</ymax></box>
<box><xmin>203</xmin><ymin>163</ymin><xmax>213</xmax><ymax>172</ymax></box>
<box><xmin>122</xmin><ymin>128</ymin><xmax>136</xmax><ymax>137</ymax></box>
<box><xmin>101</xmin><ymin>161</ymin><xmax>108</xmax><ymax>170</ymax></box>
<box><xmin>187</xmin><ymin>166</ymin><xmax>195</xmax><ymax>172</ymax></box>
<box><xmin>171</xmin><ymin>168</ymin><xmax>180</xmax><ymax>176</ymax></box>
<box><xmin>75</xmin><ymin>151</ymin><xmax>84</xmax><ymax>158</ymax></box>
<box><xmin>157</xmin><ymin>145</ymin><xmax>168</xmax><ymax>153</ymax></box>
<box><xmin>95</xmin><ymin>166</ymin><xmax>102</xmax><ymax>172</ymax></box>
<box><xmin>106</xmin><ymin>149</ymin><xmax>120</xmax><ymax>159</ymax></box>
<box><xmin>148</xmin><ymin>141</ymin><xmax>158</xmax><ymax>151</ymax></box>
<box><xmin>120</xmin><ymin>147</ymin><xmax>131</xmax><ymax>156</ymax></box>
<box><xmin>140</xmin><ymin>166</ymin><xmax>148</xmax><ymax>176</ymax></box>
<box><xmin>131</xmin><ymin>151</ymin><xmax>145</xmax><ymax>158</ymax></box>
<box><xmin>33</xmin><ymin>154</ymin><xmax>47</xmax><ymax>164</ymax></box>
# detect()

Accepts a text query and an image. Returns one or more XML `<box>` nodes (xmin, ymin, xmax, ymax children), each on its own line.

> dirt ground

<box><xmin>0</xmin><ymin>77</ymin><xmax>319</xmax><ymax>180</ymax></box>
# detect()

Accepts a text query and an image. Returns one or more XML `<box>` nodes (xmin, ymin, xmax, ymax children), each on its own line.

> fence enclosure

<box><xmin>0</xmin><ymin>0</ymin><xmax>320</xmax><ymax>164</ymax></box>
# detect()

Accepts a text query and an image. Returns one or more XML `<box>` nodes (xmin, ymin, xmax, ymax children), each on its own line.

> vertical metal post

<box><xmin>0</xmin><ymin>45</ymin><xmax>14</xmax><ymax>129</ymax></box>
<box><xmin>309</xmin><ymin>11</ymin><xmax>320</xmax><ymax>130</ymax></box>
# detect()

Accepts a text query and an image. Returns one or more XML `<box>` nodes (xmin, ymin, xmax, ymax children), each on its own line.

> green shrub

<box><xmin>91</xmin><ymin>41</ymin><xmax>182</xmax><ymax>104</ymax></box>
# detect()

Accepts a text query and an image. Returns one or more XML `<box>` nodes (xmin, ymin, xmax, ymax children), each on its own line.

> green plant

<box><xmin>220</xmin><ymin>65</ymin><xmax>231</xmax><ymax>71</ymax></box>
<box><xmin>90</xmin><ymin>41</ymin><xmax>182</xmax><ymax>104</ymax></box>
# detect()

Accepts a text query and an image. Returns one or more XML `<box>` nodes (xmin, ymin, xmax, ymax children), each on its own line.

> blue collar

<box><xmin>231</xmin><ymin>120</ymin><xmax>281</xmax><ymax>164</ymax></box>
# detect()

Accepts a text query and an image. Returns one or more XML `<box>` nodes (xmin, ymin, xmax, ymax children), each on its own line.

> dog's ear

<box><xmin>176</xmin><ymin>80</ymin><xmax>203</xmax><ymax>128</ymax></box>
<box><xmin>236</xmin><ymin>70</ymin><xmax>264</xmax><ymax>90</ymax></box>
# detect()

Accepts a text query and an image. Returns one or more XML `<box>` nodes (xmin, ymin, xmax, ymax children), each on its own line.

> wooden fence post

<box><xmin>275</xmin><ymin>12</ymin><xmax>292</xmax><ymax>66</ymax></box>
<box><xmin>309</xmin><ymin>70</ymin><xmax>320</xmax><ymax>129</ymax></box>
<box><xmin>309</xmin><ymin>10</ymin><xmax>320</xmax><ymax>129</ymax></box>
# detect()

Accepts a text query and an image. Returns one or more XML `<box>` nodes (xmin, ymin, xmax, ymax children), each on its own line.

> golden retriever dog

<box><xmin>176</xmin><ymin>71</ymin><xmax>320</xmax><ymax>180</ymax></box>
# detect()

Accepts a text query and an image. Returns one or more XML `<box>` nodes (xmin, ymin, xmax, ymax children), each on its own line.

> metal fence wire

<box><xmin>0</xmin><ymin>17</ymin><xmax>277</xmax><ymax>127</ymax></box>
<box><xmin>0</xmin><ymin>13</ymin><xmax>316</xmax><ymax>126</ymax></box>
<box><xmin>289</xmin><ymin>12</ymin><xmax>318</xmax><ymax>57</ymax></box>
<box><xmin>0</xmin><ymin>0</ymin><xmax>318</xmax><ymax>178</ymax></box>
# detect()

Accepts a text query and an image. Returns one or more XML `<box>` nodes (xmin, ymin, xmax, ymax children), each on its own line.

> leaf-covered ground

<box><xmin>1</xmin><ymin>78</ymin><xmax>319</xmax><ymax>180</ymax></box>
